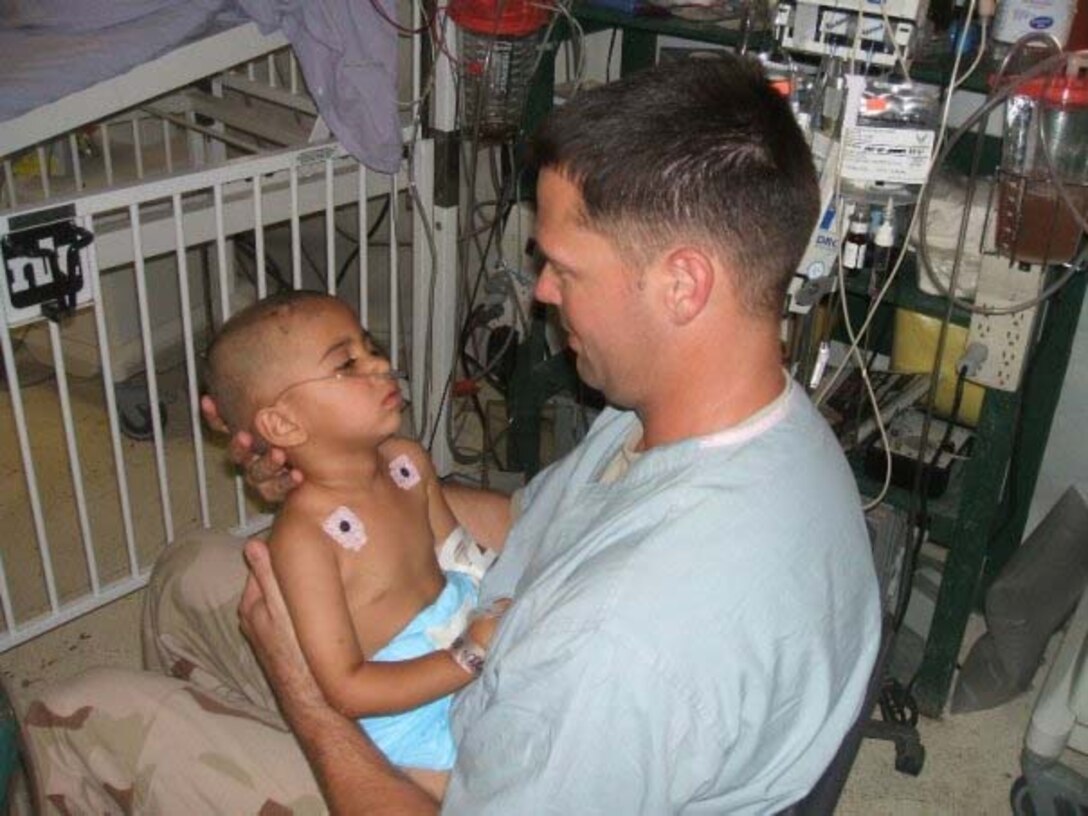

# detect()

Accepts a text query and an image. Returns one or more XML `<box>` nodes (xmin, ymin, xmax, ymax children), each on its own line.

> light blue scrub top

<box><xmin>445</xmin><ymin>381</ymin><xmax>881</xmax><ymax>815</ymax></box>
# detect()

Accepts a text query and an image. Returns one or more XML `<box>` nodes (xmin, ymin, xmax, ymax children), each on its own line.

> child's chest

<box><xmin>330</xmin><ymin>482</ymin><xmax>442</xmax><ymax>609</ymax></box>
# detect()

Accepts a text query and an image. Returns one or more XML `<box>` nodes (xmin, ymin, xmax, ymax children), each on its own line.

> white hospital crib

<box><xmin>0</xmin><ymin>21</ymin><xmax>458</xmax><ymax>652</ymax></box>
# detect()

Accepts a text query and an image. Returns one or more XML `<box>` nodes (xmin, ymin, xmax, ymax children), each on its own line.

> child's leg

<box><xmin>404</xmin><ymin>767</ymin><xmax>449</xmax><ymax>801</ymax></box>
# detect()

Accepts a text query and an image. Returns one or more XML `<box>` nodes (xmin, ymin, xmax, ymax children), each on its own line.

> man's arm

<box><xmin>239</xmin><ymin>539</ymin><xmax>439</xmax><ymax>815</ymax></box>
<box><xmin>444</xmin><ymin>626</ymin><xmax>694</xmax><ymax>814</ymax></box>
<box><xmin>441</xmin><ymin>481</ymin><xmax>514</xmax><ymax>552</ymax></box>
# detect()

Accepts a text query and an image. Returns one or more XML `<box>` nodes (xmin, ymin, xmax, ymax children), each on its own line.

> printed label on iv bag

<box><xmin>841</xmin><ymin>128</ymin><xmax>934</xmax><ymax>183</ymax></box>
<box><xmin>840</xmin><ymin>75</ymin><xmax>935</xmax><ymax>184</ymax></box>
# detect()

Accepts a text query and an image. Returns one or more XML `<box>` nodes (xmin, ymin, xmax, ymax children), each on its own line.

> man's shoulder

<box><xmin>519</xmin><ymin>408</ymin><xmax>636</xmax><ymax>498</ymax></box>
<box><xmin>690</xmin><ymin>385</ymin><xmax>857</xmax><ymax>503</ymax></box>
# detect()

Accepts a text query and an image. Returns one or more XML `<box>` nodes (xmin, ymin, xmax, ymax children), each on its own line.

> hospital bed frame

<box><xmin>0</xmin><ymin>22</ymin><xmax>459</xmax><ymax>652</ymax></box>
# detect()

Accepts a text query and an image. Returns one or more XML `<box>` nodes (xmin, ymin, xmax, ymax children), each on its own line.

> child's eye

<box><xmin>337</xmin><ymin>357</ymin><xmax>358</xmax><ymax>372</ymax></box>
<box><xmin>364</xmin><ymin>334</ymin><xmax>388</xmax><ymax>359</ymax></box>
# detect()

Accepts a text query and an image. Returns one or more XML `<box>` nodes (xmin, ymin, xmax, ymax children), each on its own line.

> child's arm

<box><xmin>380</xmin><ymin>438</ymin><xmax>458</xmax><ymax>544</ymax></box>
<box><xmin>238</xmin><ymin>539</ymin><xmax>441</xmax><ymax>815</ymax></box>
<box><xmin>441</xmin><ymin>481</ymin><xmax>513</xmax><ymax>553</ymax></box>
<box><xmin>268</xmin><ymin>511</ymin><xmax>480</xmax><ymax>719</ymax></box>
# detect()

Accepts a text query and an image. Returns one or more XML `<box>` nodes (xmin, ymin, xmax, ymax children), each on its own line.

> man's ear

<box><xmin>662</xmin><ymin>247</ymin><xmax>714</xmax><ymax>325</ymax></box>
<box><xmin>253</xmin><ymin>405</ymin><xmax>308</xmax><ymax>448</ymax></box>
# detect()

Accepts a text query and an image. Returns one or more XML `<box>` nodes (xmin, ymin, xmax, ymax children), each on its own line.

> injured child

<box><xmin>204</xmin><ymin>289</ymin><xmax>505</xmax><ymax>799</ymax></box>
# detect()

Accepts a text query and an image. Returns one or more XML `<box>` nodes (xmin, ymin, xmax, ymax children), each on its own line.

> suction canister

<box><xmin>995</xmin><ymin>72</ymin><xmax>1088</xmax><ymax>264</ymax></box>
<box><xmin>449</xmin><ymin>0</ymin><xmax>549</xmax><ymax>141</ymax></box>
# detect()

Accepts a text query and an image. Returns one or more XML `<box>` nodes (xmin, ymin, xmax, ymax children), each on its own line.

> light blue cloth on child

<box><xmin>359</xmin><ymin>568</ymin><xmax>478</xmax><ymax>770</ymax></box>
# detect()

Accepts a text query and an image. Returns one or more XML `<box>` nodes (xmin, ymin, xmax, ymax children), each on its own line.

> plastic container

<box><xmin>995</xmin><ymin>73</ymin><xmax>1088</xmax><ymax>264</ymax></box>
<box><xmin>992</xmin><ymin>0</ymin><xmax>1077</xmax><ymax>55</ymax></box>
<box><xmin>449</xmin><ymin>0</ymin><xmax>549</xmax><ymax>141</ymax></box>
<box><xmin>842</xmin><ymin>209</ymin><xmax>870</xmax><ymax>275</ymax></box>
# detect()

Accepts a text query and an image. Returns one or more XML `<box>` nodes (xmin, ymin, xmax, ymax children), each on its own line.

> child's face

<box><xmin>268</xmin><ymin>300</ymin><xmax>404</xmax><ymax>446</ymax></box>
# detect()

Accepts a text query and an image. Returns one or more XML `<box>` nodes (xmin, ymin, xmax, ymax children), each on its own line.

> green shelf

<box><xmin>851</xmin><ymin>455</ymin><xmax>963</xmax><ymax>544</ymax></box>
<box><xmin>573</xmin><ymin>2</ymin><xmax>998</xmax><ymax>95</ymax></box>
<box><xmin>844</xmin><ymin>255</ymin><xmax>973</xmax><ymax>328</ymax></box>
<box><xmin>573</xmin><ymin>3</ymin><xmax>764</xmax><ymax>50</ymax></box>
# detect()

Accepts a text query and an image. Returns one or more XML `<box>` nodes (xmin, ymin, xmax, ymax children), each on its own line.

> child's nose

<box><xmin>366</xmin><ymin>356</ymin><xmax>393</xmax><ymax>377</ymax></box>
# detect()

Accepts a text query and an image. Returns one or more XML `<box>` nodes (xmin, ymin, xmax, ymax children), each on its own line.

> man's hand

<box><xmin>201</xmin><ymin>395</ymin><xmax>302</xmax><ymax>503</ymax></box>
<box><xmin>238</xmin><ymin>539</ymin><xmax>326</xmax><ymax>715</ymax></box>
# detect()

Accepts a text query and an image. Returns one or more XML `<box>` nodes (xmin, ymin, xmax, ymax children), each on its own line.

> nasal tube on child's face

<box><xmin>347</xmin><ymin>368</ymin><xmax>406</xmax><ymax>381</ymax></box>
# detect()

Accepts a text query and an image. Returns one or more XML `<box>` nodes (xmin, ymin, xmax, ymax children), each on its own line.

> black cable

<box><xmin>919</xmin><ymin>370</ymin><xmax>967</xmax><ymax>521</ymax></box>
<box><xmin>335</xmin><ymin>195</ymin><xmax>392</xmax><ymax>288</ymax></box>
<box><xmin>894</xmin><ymin>366</ymin><xmax>968</xmax><ymax>634</ymax></box>
<box><xmin>897</xmin><ymin>372</ymin><xmax>968</xmax><ymax>698</ymax></box>
<box><xmin>451</xmin><ymin>218</ymin><xmax>509</xmax><ymax>467</ymax></box>
<box><xmin>893</xmin><ymin>58</ymin><xmax>993</xmax><ymax>634</ymax></box>
<box><xmin>458</xmin><ymin>292</ymin><xmax>523</xmax><ymax>394</ymax></box>
<box><xmin>459</xmin><ymin>305</ymin><xmax>502</xmax><ymax>388</ymax></box>
<box><xmin>232</xmin><ymin>232</ymin><xmax>292</xmax><ymax>292</ymax></box>
<box><xmin>426</xmin><ymin>369</ymin><xmax>455</xmax><ymax>452</ymax></box>
<box><xmin>982</xmin><ymin>284</ymin><xmax>1047</xmax><ymax>550</ymax></box>
<box><xmin>605</xmin><ymin>29</ymin><xmax>618</xmax><ymax>84</ymax></box>
<box><xmin>469</xmin><ymin>386</ymin><xmax>511</xmax><ymax>471</ymax></box>
<box><xmin>446</xmin><ymin>149</ymin><xmax>522</xmax><ymax>466</ymax></box>
<box><xmin>0</xmin><ymin>328</ymin><xmax>56</xmax><ymax>390</ymax></box>
<box><xmin>848</xmin><ymin>305</ymin><xmax>894</xmax><ymax>444</ymax></box>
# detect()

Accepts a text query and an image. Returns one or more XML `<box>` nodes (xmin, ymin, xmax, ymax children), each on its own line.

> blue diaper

<box><xmin>359</xmin><ymin>569</ymin><xmax>478</xmax><ymax>770</ymax></box>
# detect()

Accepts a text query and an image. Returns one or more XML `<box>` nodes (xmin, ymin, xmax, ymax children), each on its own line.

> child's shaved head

<box><xmin>205</xmin><ymin>290</ymin><xmax>336</xmax><ymax>434</ymax></box>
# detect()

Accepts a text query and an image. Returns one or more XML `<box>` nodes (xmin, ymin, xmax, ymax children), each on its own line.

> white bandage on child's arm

<box><xmin>436</xmin><ymin>528</ymin><xmax>497</xmax><ymax>581</ymax></box>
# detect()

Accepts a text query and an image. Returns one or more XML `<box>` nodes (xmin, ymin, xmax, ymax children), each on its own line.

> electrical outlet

<box><xmin>965</xmin><ymin>255</ymin><xmax>1042</xmax><ymax>392</ymax></box>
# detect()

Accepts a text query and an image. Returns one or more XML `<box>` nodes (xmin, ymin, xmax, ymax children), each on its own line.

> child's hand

<box><xmin>466</xmin><ymin>598</ymin><xmax>512</xmax><ymax>651</ymax></box>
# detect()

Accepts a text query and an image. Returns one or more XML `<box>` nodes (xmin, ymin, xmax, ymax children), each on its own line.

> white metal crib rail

<box><xmin>1</xmin><ymin>43</ymin><xmax>312</xmax><ymax>212</ymax></box>
<box><xmin>0</xmin><ymin>137</ymin><xmax>452</xmax><ymax>652</ymax></box>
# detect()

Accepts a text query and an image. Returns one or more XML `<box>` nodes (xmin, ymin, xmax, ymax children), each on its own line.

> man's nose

<box><xmin>534</xmin><ymin>267</ymin><xmax>559</xmax><ymax>305</ymax></box>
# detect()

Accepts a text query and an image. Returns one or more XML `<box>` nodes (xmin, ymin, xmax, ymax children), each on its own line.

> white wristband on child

<box><xmin>449</xmin><ymin>635</ymin><xmax>487</xmax><ymax>676</ymax></box>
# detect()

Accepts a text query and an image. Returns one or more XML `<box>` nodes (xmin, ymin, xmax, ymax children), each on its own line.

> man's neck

<box><xmin>637</xmin><ymin>328</ymin><xmax>785</xmax><ymax>451</ymax></box>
